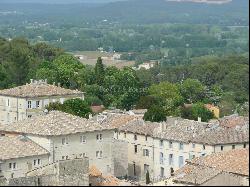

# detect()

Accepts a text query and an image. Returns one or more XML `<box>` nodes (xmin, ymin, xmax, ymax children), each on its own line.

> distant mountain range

<box><xmin>166</xmin><ymin>0</ymin><xmax>232</xmax><ymax>4</ymax></box>
<box><xmin>0</xmin><ymin>0</ymin><xmax>233</xmax><ymax>4</ymax></box>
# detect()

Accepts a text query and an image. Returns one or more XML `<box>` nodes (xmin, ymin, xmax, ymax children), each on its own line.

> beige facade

<box><xmin>116</xmin><ymin>117</ymin><xmax>249</xmax><ymax>183</ymax></box>
<box><xmin>0</xmin><ymin>155</ymin><xmax>49</xmax><ymax>180</ymax></box>
<box><xmin>27</xmin><ymin>130</ymin><xmax>128</xmax><ymax>177</ymax></box>
<box><xmin>116</xmin><ymin>131</ymin><xmax>154</xmax><ymax>182</ymax></box>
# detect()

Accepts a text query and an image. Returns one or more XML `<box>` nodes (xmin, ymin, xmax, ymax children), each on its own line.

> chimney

<box><xmin>53</xmin><ymin>82</ymin><xmax>55</xmax><ymax>86</ymax></box>
<box><xmin>174</xmin><ymin>120</ymin><xmax>178</xmax><ymax>126</ymax></box>
<box><xmin>58</xmin><ymin>83</ymin><xmax>61</xmax><ymax>87</ymax></box>
<box><xmin>198</xmin><ymin>117</ymin><xmax>202</xmax><ymax>122</ymax></box>
<box><xmin>45</xmin><ymin>79</ymin><xmax>48</xmax><ymax>84</ymax></box>
<box><xmin>30</xmin><ymin>79</ymin><xmax>33</xmax><ymax>84</ymax></box>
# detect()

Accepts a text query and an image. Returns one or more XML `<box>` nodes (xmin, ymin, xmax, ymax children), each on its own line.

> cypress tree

<box><xmin>94</xmin><ymin>57</ymin><xmax>105</xmax><ymax>85</ymax></box>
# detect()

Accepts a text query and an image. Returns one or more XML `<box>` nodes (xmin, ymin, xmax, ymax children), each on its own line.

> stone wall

<box><xmin>58</xmin><ymin>159</ymin><xmax>89</xmax><ymax>186</ymax></box>
<box><xmin>0</xmin><ymin>177</ymin><xmax>7</xmax><ymax>186</ymax></box>
<box><xmin>8</xmin><ymin>159</ymin><xmax>89</xmax><ymax>186</ymax></box>
<box><xmin>112</xmin><ymin>139</ymin><xmax>128</xmax><ymax>178</ymax></box>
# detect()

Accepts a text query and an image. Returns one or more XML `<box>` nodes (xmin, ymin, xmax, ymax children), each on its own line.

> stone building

<box><xmin>8</xmin><ymin>158</ymin><xmax>89</xmax><ymax>186</ymax></box>
<box><xmin>0</xmin><ymin>79</ymin><xmax>84</xmax><ymax>125</ymax></box>
<box><xmin>167</xmin><ymin>149</ymin><xmax>249</xmax><ymax>186</ymax></box>
<box><xmin>0</xmin><ymin>135</ymin><xmax>49</xmax><ymax>180</ymax></box>
<box><xmin>0</xmin><ymin>111</ymin><xmax>128</xmax><ymax>178</ymax></box>
<box><xmin>116</xmin><ymin>117</ymin><xmax>249</xmax><ymax>183</ymax></box>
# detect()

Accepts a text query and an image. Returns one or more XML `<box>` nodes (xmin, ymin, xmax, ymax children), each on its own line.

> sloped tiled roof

<box><xmin>190</xmin><ymin>149</ymin><xmax>249</xmax><ymax>176</ymax></box>
<box><xmin>0</xmin><ymin>136</ymin><xmax>49</xmax><ymax>160</ymax></box>
<box><xmin>0</xmin><ymin>111</ymin><xmax>113</xmax><ymax>136</ymax></box>
<box><xmin>0</xmin><ymin>111</ymin><xmax>141</xmax><ymax>137</ymax></box>
<box><xmin>192</xmin><ymin>126</ymin><xmax>249</xmax><ymax>145</ymax></box>
<box><xmin>0</xmin><ymin>82</ymin><xmax>83</xmax><ymax>98</ymax></box>
<box><xmin>118</xmin><ymin>119</ymin><xmax>161</xmax><ymax>136</ymax></box>
<box><xmin>174</xmin><ymin>149</ymin><xmax>249</xmax><ymax>185</ymax></box>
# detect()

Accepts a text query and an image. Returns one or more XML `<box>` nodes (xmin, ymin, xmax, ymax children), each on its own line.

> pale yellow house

<box><xmin>0</xmin><ymin>79</ymin><xmax>84</xmax><ymax>125</ymax></box>
<box><xmin>205</xmin><ymin>104</ymin><xmax>220</xmax><ymax>118</ymax></box>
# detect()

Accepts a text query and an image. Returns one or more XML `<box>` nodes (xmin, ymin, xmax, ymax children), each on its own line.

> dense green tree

<box><xmin>149</xmin><ymin>81</ymin><xmax>183</xmax><ymax>116</ymax></box>
<box><xmin>46</xmin><ymin>99</ymin><xmax>92</xmax><ymax>118</ymax></box>
<box><xmin>143</xmin><ymin>105</ymin><xmax>166</xmax><ymax>122</ymax></box>
<box><xmin>179</xmin><ymin>79</ymin><xmax>206</xmax><ymax>103</ymax></box>
<box><xmin>181</xmin><ymin>102</ymin><xmax>214</xmax><ymax>122</ymax></box>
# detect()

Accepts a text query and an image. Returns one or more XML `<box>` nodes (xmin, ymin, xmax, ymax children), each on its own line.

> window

<box><xmin>134</xmin><ymin>145</ymin><xmax>138</xmax><ymax>154</ymax></box>
<box><xmin>7</xmin><ymin>99</ymin><xmax>10</xmax><ymax>107</ymax></box>
<box><xmin>80</xmin><ymin>153</ymin><xmax>86</xmax><ymax>157</ymax></box>
<box><xmin>192</xmin><ymin>143</ymin><xmax>195</xmax><ymax>149</ymax></box>
<box><xmin>221</xmin><ymin>146</ymin><xmax>224</xmax><ymax>151</ymax></box>
<box><xmin>28</xmin><ymin>115</ymin><xmax>32</xmax><ymax>118</ymax></box>
<box><xmin>33</xmin><ymin>159</ymin><xmax>41</xmax><ymax>166</ymax></box>
<box><xmin>143</xmin><ymin>149</ymin><xmax>149</xmax><ymax>157</ymax></box>
<box><xmin>201</xmin><ymin>153</ymin><xmax>206</xmax><ymax>157</ymax></box>
<box><xmin>96</xmin><ymin>151</ymin><xmax>103</xmax><ymax>158</ymax></box>
<box><xmin>179</xmin><ymin>143</ymin><xmax>184</xmax><ymax>150</ymax></box>
<box><xmin>179</xmin><ymin>156</ymin><xmax>184</xmax><ymax>167</ymax></box>
<box><xmin>244</xmin><ymin>143</ymin><xmax>247</xmax><ymax>148</ymax></box>
<box><xmin>169</xmin><ymin>154</ymin><xmax>173</xmax><ymax>165</ymax></box>
<box><xmin>160</xmin><ymin>140</ymin><xmax>164</xmax><ymax>147</ymax></box>
<box><xmin>232</xmin><ymin>145</ymin><xmax>235</xmax><ymax>149</ymax></box>
<box><xmin>169</xmin><ymin>141</ymin><xmax>173</xmax><ymax>149</ymax></box>
<box><xmin>124</xmin><ymin>133</ymin><xmax>126</xmax><ymax>138</ymax></box>
<box><xmin>9</xmin><ymin>163</ymin><xmax>16</xmax><ymax>170</ymax></box>
<box><xmin>145</xmin><ymin>135</ymin><xmax>148</xmax><ymax>141</ymax></box>
<box><xmin>96</xmin><ymin>134</ymin><xmax>103</xmax><ymax>141</ymax></box>
<box><xmin>203</xmin><ymin>145</ymin><xmax>206</xmax><ymax>150</ymax></box>
<box><xmin>62</xmin><ymin>137</ymin><xmax>68</xmax><ymax>145</ymax></box>
<box><xmin>160</xmin><ymin>152</ymin><xmax>164</xmax><ymax>164</ymax></box>
<box><xmin>160</xmin><ymin>167</ymin><xmax>164</xmax><ymax>178</ymax></box>
<box><xmin>80</xmin><ymin>135</ymin><xmax>86</xmax><ymax>143</ymax></box>
<box><xmin>134</xmin><ymin>134</ymin><xmax>137</xmax><ymax>141</ymax></box>
<box><xmin>36</xmin><ymin>101</ymin><xmax>40</xmax><ymax>108</ymax></box>
<box><xmin>144</xmin><ymin>164</ymin><xmax>149</xmax><ymax>174</ymax></box>
<box><xmin>170</xmin><ymin>167</ymin><xmax>174</xmax><ymax>176</ymax></box>
<box><xmin>107</xmin><ymin>165</ymin><xmax>111</xmax><ymax>173</ymax></box>
<box><xmin>28</xmin><ymin>101</ymin><xmax>32</xmax><ymax>109</ymax></box>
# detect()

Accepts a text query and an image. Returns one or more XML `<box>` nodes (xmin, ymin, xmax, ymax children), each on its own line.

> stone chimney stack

<box><xmin>30</xmin><ymin>79</ymin><xmax>33</xmax><ymax>84</ymax></box>
<box><xmin>53</xmin><ymin>82</ymin><xmax>55</xmax><ymax>86</ymax></box>
<box><xmin>58</xmin><ymin>83</ymin><xmax>61</xmax><ymax>87</ymax></box>
<box><xmin>198</xmin><ymin>117</ymin><xmax>202</xmax><ymax>122</ymax></box>
<box><xmin>45</xmin><ymin>79</ymin><xmax>48</xmax><ymax>84</ymax></box>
